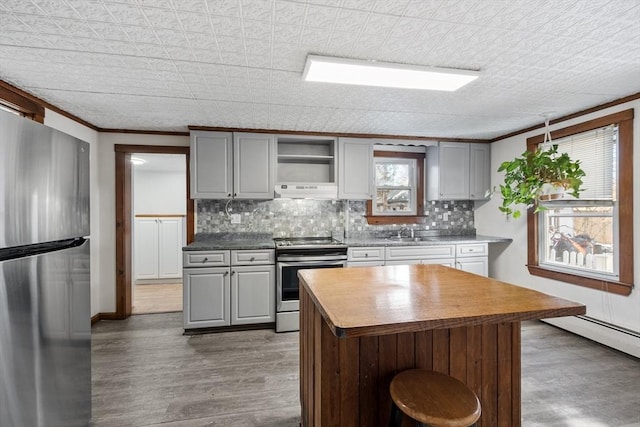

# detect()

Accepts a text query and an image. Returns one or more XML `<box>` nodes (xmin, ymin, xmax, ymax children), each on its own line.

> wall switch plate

<box><xmin>230</xmin><ymin>213</ymin><xmax>241</xmax><ymax>224</ymax></box>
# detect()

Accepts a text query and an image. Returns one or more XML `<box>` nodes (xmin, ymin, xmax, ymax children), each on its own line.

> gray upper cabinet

<box><xmin>338</xmin><ymin>138</ymin><xmax>373</xmax><ymax>199</ymax></box>
<box><xmin>191</xmin><ymin>131</ymin><xmax>233</xmax><ymax>199</ymax></box>
<box><xmin>233</xmin><ymin>133</ymin><xmax>275</xmax><ymax>199</ymax></box>
<box><xmin>190</xmin><ymin>131</ymin><xmax>275</xmax><ymax>199</ymax></box>
<box><xmin>469</xmin><ymin>144</ymin><xmax>491</xmax><ymax>200</ymax></box>
<box><xmin>426</xmin><ymin>142</ymin><xmax>490</xmax><ymax>201</ymax></box>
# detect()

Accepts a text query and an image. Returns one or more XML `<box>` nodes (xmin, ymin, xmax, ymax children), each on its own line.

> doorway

<box><xmin>131</xmin><ymin>153</ymin><xmax>186</xmax><ymax>314</ymax></box>
<box><xmin>114</xmin><ymin>145</ymin><xmax>194</xmax><ymax>319</ymax></box>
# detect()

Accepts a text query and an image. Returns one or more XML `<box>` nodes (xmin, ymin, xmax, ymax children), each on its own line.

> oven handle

<box><xmin>277</xmin><ymin>255</ymin><xmax>348</xmax><ymax>262</ymax></box>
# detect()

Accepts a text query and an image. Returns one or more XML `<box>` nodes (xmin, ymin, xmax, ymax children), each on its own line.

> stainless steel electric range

<box><xmin>274</xmin><ymin>237</ymin><xmax>348</xmax><ymax>332</ymax></box>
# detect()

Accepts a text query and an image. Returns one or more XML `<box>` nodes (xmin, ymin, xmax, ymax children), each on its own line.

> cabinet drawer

<box><xmin>385</xmin><ymin>245</ymin><xmax>455</xmax><ymax>260</ymax></box>
<box><xmin>231</xmin><ymin>249</ymin><xmax>274</xmax><ymax>266</ymax></box>
<box><xmin>183</xmin><ymin>250</ymin><xmax>230</xmax><ymax>267</ymax></box>
<box><xmin>348</xmin><ymin>247</ymin><xmax>384</xmax><ymax>262</ymax></box>
<box><xmin>456</xmin><ymin>243</ymin><xmax>488</xmax><ymax>258</ymax></box>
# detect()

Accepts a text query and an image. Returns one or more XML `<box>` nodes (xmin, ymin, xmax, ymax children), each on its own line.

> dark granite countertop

<box><xmin>183</xmin><ymin>233</ymin><xmax>275</xmax><ymax>251</ymax></box>
<box><xmin>183</xmin><ymin>232</ymin><xmax>511</xmax><ymax>251</ymax></box>
<box><xmin>343</xmin><ymin>234</ymin><xmax>512</xmax><ymax>247</ymax></box>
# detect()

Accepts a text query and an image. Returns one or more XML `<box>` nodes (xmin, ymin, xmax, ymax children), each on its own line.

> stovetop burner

<box><xmin>274</xmin><ymin>237</ymin><xmax>347</xmax><ymax>249</ymax></box>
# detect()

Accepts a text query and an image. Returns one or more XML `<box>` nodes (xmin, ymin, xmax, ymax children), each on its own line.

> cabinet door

<box><xmin>134</xmin><ymin>218</ymin><xmax>159</xmax><ymax>279</ymax></box>
<box><xmin>190</xmin><ymin>131</ymin><xmax>233</xmax><ymax>199</ymax></box>
<box><xmin>456</xmin><ymin>257</ymin><xmax>488</xmax><ymax>277</ymax></box>
<box><xmin>438</xmin><ymin>142</ymin><xmax>470</xmax><ymax>199</ymax></box>
<box><xmin>158</xmin><ymin>217</ymin><xmax>183</xmax><ymax>278</ymax></box>
<box><xmin>338</xmin><ymin>138</ymin><xmax>373</xmax><ymax>199</ymax></box>
<box><xmin>234</xmin><ymin>133</ymin><xmax>275</xmax><ymax>199</ymax></box>
<box><xmin>231</xmin><ymin>265</ymin><xmax>275</xmax><ymax>325</ymax></box>
<box><xmin>183</xmin><ymin>267</ymin><xmax>230</xmax><ymax>328</ymax></box>
<box><xmin>469</xmin><ymin>144</ymin><xmax>491</xmax><ymax>200</ymax></box>
<box><xmin>347</xmin><ymin>261</ymin><xmax>385</xmax><ymax>267</ymax></box>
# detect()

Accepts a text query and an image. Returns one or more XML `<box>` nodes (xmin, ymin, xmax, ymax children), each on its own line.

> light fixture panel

<box><xmin>303</xmin><ymin>55</ymin><xmax>479</xmax><ymax>91</ymax></box>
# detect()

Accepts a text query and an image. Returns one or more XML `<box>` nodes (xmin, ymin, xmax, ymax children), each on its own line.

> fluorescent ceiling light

<box><xmin>303</xmin><ymin>55</ymin><xmax>479</xmax><ymax>91</ymax></box>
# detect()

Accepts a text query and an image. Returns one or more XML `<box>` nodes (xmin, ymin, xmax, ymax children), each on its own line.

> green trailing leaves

<box><xmin>497</xmin><ymin>144</ymin><xmax>585</xmax><ymax>218</ymax></box>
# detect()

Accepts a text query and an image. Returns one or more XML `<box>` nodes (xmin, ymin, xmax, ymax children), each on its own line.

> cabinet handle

<box><xmin>233</xmin><ymin>193</ymin><xmax>237</xmax><ymax>197</ymax></box>
<box><xmin>364</xmin><ymin>253</ymin><xmax>369</xmax><ymax>257</ymax></box>
<box><xmin>227</xmin><ymin>193</ymin><xmax>231</xmax><ymax>197</ymax></box>
<box><xmin>202</xmin><ymin>257</ymin><xmax>208</xmax><ymax>262</ymax></box>
<box><xmin>223</xmin><ymin>271</ymin><xmax>228</xmax><ymax>276</ymax></box>
<box><xmin>250</xmin><ymin>256</ymin><xmax>255</xmax><ymax>261</ymax></box>
<box><xmin>440</xmin><ymin>193</ymin><xmax>443</xmax><ymax>196</ymax></box>
<box><xmin>468</xmin><ymin>248</ymin><xmax>474</xmax><ymax>252</ymax></box>
<box><xmin>231</xmin><ymin>270</ymin><xmax>235</xmax><ymax>276</ymax></box>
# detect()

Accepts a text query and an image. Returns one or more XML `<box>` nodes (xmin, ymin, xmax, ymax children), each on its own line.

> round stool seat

<box><xmin>390</xmin><ymin>369</ymin><xmax>481</xmax><ymax>427</ymax></box>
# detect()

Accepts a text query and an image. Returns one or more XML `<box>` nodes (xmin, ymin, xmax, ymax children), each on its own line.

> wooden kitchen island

<box><xmin>299</xmin><ymin>265</ymin><xmax>586</xmax><ymax>427</ymax></box>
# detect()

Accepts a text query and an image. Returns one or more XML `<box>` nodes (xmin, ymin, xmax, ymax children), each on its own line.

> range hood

<box><xmin>274</xmin><ymin>184</ymin><xmax>338</xmax><ymax>200</ymax></box>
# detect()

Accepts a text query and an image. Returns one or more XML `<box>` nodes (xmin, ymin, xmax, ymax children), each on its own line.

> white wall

<box><xmin>475</xmin><ymin>100</ymin><xmax>640</xmax><ymax>357</ymax></box>
<box><xmin>97</xmin><ymin>133</ymin><xmax>189</xmax><ymax>313</ymax></box>
<box><xmin>43</xmin><ymin>110</ymin><xmax>101</xmax><ymax>317</ymax></box>
<box><xmin>134</xmin><ymin>170</ymin><xmax>186</xmax><ymax>215</ymax></box>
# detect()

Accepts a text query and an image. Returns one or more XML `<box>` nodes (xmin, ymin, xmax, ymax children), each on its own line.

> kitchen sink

<box><xmin>384</xmin><ymin>236</ymin><xmax>438</xmax><ymax>243</ymax></box>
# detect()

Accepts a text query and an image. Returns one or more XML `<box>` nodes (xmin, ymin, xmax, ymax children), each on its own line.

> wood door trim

<box><xmin>114</xmin><ymin>145</ymin><xmax>193</xmax><ymax>319</ymax></box>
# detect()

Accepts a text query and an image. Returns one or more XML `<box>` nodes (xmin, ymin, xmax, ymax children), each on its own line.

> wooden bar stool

<box><xmin>389</xmin><ymin>369</ymin><xmax>481</xmax><ymax>427</ymax></box>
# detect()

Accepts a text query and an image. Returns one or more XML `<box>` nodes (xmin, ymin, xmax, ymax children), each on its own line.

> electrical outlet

<box><xmin>230</xmin><ymin>213</ymin><xmax>241</xmax><ymax>224</ymax></box>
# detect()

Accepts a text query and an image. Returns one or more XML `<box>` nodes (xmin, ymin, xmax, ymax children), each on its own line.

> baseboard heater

<box><xmin>577</xmin><ymin>315</ymin><xmax>640</xmax><ymax>339</ymax></box>
<box><xmin>543</xmin><ymin>315</ymin><xmax>640</xmax><ymax>358</ymax></box>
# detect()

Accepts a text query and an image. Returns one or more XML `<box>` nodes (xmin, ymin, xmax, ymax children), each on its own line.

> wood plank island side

<box><xmin>298</xmin><ymin>264</ymin><xmax>586</xmax><ymax>427</ymax></box>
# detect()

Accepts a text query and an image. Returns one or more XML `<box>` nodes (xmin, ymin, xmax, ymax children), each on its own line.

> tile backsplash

<box><xmin>196</xmin><ymin>199</ymin><xmax>475</xmax><ymax>237</ymax></box>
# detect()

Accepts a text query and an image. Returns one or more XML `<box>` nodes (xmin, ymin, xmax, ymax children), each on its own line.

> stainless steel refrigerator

<box><xmin>0</xmin><ymin>110</ymin><xmax>91</xmax><ymax>426</ymax></box>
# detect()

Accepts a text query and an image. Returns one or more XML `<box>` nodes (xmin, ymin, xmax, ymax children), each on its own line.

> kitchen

<box><xmin>1</xmin><ymin>1</ymin><xmax>640</xmax><ymax>426</ymax></box>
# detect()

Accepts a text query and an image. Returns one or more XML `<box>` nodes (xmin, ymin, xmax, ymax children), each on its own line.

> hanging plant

<box><xmin>497</xmin><ymin>144</ymin><xmax>585</xmax><ymax>218</ymax></box>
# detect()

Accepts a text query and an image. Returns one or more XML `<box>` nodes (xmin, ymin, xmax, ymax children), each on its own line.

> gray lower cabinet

<box><xmin>231</xmin><ymin>265</ymin><xmax>275</xmax><ymax>325</ymax></box>
<box><xmin>347</xmin><ymin>246</ymin><xmax>384</xmax><ymax>267</ymax></box>
<box><xmin>384</xmin><ymin>245</ymin><xmax>456</xmax><ymax>267</ymax></box>
<box><xmin>183</xmin><ymin>249</ymin><xmax>275</xmax><ymax>329</ymax></box>
<box><xmin>184</xmin><ymin>266</ymin><xmax>230</xmax><ymax>328</ymax></box>
<box><xmin>455</xmin><ymin>243</ymin><xmax>488</xmax><ymax>276</ymax></box>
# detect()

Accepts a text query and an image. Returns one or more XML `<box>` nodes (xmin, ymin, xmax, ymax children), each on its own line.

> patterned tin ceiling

<box><xmin>0</xmin><ymin>0</ymin><xmax>639</xmax><ymax>138</ymax></box>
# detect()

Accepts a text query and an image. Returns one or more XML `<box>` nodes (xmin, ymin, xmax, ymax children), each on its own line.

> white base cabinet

<box><xmin>347</xmin><ymin>246</ymin><xmax>384</xmax><ymax>267</ymax></box>
<box><xmin>183</xmin><ymin>249</ymin><xmax>275</xmax><ymax>329</ymax></box>
<box><xmin>135</xmin><ymin>217</ymin><xmax>183</xmax><ymax>281</ymax></box>
<box><xmin>381</xmin><ymin>243</ymin><xmax>488</xmax><ymax>276</ymax></box>
<box><xmin>385</xmin><ymin>245</ymin><xmax>456</xmax><ymax>267</ymax></box>
<box><xmin>455</xmin><ymin>243</ymin><xmax>488</xmax><ymax>276</ymax></box>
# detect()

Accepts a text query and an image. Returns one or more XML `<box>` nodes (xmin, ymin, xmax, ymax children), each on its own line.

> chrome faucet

<box><xmin>398</xmin><ymin>227</ymin><xmax>414</xmax><ymax>238</ymax></box>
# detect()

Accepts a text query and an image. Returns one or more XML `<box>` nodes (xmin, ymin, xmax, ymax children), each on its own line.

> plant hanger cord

<box><xmin>541</xmin><ymin>114</ymin><xmax>553</xmax><ymax>151</ymax></box>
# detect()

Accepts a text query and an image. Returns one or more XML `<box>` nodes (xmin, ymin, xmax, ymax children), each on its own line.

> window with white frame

<box><xmin>373</xmin><ymin>157</ymin><xmax>417</xmax><ymax>215</ymax></box>
<box><xmin>538</xmin><ymin>125</ymin><xmax>617</xmax><ymax>279</ymax></box>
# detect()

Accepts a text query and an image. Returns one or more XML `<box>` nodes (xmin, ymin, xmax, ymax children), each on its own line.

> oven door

<box><xmin>277</xmin><ymin>259</ymin><xmax>346</xmax><ymax>312</ymax></box>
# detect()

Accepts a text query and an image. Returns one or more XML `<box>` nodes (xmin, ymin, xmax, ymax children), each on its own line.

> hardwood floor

<box><xmin>132</xmin><ymin>283</ymin><xmax>182</xmax><ymax>314</ymax></box>
<box><xmin>91</xmin><ymin>314</ymin><xmax>640</xmax><ymax>426</ymax></box>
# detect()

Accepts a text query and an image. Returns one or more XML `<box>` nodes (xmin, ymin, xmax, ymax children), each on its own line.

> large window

<box><xmin>366</xmin><ymin>151</ymin><xmax>425</xmax><ymax>224</ymax></box>
<box><xmin>527</xmin><ymin>110</ymin><xmax>634</xmax><ymax>296</ymax></box>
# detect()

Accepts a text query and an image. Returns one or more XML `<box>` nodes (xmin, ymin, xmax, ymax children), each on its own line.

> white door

<box><xmin>135</xmin><ymin>218</ymin><xmax>159</xmax><ymax>279</ymax></box>
<box><xmin>158</xmin><ymin>217</ymin><xmax>183</xmax><ymax>278</ymax></box>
